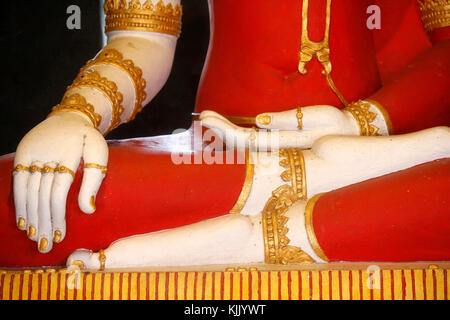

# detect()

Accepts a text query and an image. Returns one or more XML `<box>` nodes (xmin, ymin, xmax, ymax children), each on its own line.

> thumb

<box><xmin>78</xmin><ymin>130</ymin><xmax>108</xmax><ymax>214</ymax></box>
<box><xmin>255</xmin><ymin>109</ymin><xmax>300</xmax><ymax>130</ymax></box>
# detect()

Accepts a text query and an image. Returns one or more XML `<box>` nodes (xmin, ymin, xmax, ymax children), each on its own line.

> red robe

<box><xmin>0</xmin><ymin>0</ymin><xmax>448</xmax><ymax>267</ymax></box>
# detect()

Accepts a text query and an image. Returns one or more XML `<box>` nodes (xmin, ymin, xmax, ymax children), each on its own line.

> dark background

<box><xmin>0</xmin><ymin>0</ymin><xmax>210</xmax><ymax>155</ymax></box>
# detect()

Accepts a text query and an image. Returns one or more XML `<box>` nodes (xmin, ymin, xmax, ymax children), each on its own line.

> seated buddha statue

<box><xmin>0</xmin><ymin>0</ymin><xmax>449</xmax><ymax>269</ymax></box>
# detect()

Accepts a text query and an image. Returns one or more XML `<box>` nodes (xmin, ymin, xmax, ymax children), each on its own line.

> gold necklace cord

<box><xmin>304</xmin><ymin>193</ymin><xmax>329</xmax><ymax>262</ymax></box>
<box><xmin>83</xmin><ymin>163</ymin><xmax>108</xmax><ymax>175</ymax></box>
<box><xmin>66</xmin><ymin>70</ymin><xmax>124</xmax><ymax>135</ymax></box>
<box><xmin>229</xmin><ymin>151</ymin><xmax>254</xmax><ymax>214</ymax></box>
<box><xmin>48</xmin><ymin>94</ymin><xmax>102</xmax><ymax>129</ymax></box>
<box><xmin>104</xmin><ymin>0</ymin><xmax>182</xmax><ymax>37</ymax></box>
<box><xmin>81</xmin><ymin>49</ymin><xmax>147</xmax><ymax>123</ymax></box>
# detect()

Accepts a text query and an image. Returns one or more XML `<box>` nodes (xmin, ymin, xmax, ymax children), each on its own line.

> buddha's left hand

<box><xmin>200</xmin><ymin>106</ymin><xmax>363</xmax><ymax>149</ymax></box>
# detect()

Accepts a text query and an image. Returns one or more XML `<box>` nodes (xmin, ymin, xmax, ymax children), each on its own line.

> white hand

<box><xmin>13</xmin><ymin>111</ymin><xmax>108</xmax><ymax>253</ymax></box>
<box><xmin>200</xmin><ymin>106</ymin><xmax>359</xmax><ymax>150</ymax></box>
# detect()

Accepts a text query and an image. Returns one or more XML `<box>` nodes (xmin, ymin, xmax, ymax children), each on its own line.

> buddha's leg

<box><xmin>0</xmin><ymin>139</ymin><xmax>247</xmax><ymax>268</ymax></box>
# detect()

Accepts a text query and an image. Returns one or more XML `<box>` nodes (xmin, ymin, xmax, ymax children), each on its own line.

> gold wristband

<box><xmin>48</xmin><ymin>94</ymin><xmax>102</xmax><ymax>129</ymax></box>
<box><xmin>66</xmin><ymin>70</ymin><xmax>124</xmax><ymax>134</ymax></box>
<box><xmin>81</xmin><ymin>49</ymin><xmax>147</xmax><ymax>122</ymax></box>
<box><xmin>104</xmin><ymin>0</ymin><xmax>182</xmax><ymax>37</ymax></box>
<box><xmin>229</xmin><ymin>151</ymin><xmax>254</xmax><ymax>214</ymax></box>
<box><xmin>344</xmin><ymin>100</ymin><xmax>380</xmax><ymax>136</ymax></box>
<box><xmin>83</xmin><ymin>163</ymin><xmax>108</xmax><ymax>175</ymax></box>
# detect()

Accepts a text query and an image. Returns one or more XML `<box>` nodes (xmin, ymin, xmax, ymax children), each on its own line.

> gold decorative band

<box><xmin>55</xmin><ymin>166</ymin><xmax>76</xmax><ymax>180</ymax></box>
<box><xmin>296</xmin><ymin>107</ymin><xmax>303</xmax><ymax>130</ymax></box>
<box><xmin>365</xmin><ymin>99</ymin><xmax>393</xmax><ymax>135</ymax></box>
<box><xmin>13</xmin><ymin>164</ymin><xmax>30</xmax><ymax>173</ymax></box>
<box><xmin>99</xmin><ymin>249</ymin><xmax>106</xmax><ymax>271</ymax></box>
<box><xmin>43</xmin><ymin>166</ymin><xmax>56</xmax><ymax>174</ymax></box>
<box><xmin>84</xmin><ymin>163</ymin><xmax>108</xmax><ymax>175</ymax></box>
<box><xmin>81</xmin><ymin>49</ymin><xmax>147</xmax><ymax>122</ymax></box>
<box><xmin>279</xmin><ymin>148</ymin><xmax>307</xmax><ymax>200</ymax></box>
<box><xmin>304</xmin><ymin>193</ymin><xmax>329</xmax><ymax>262</ymax></box>
<box><xmin>229</xmin><ymin>151</ymin><xmax>254</xmax><ymax>214</ymax></box>
<box><xmin>262</xmin><ymin>185</ymin><xmax>314</xmax><ymax>264</ymax></box>
<box><xmin>104</xmin><ymin>0</ymin><xmax>182</xmax><ymax>37</ymax></box>
<box><xmin>344</xmin><ymin>100</ymin><xmax>381</xmax><ymax>136</ymax></box>
<box><xmin>418</xmin><ymin>0</ymin><xmax>450</xmax><ymax>32</ymax></box>
<box><xmin>30</xmin><ymin>165</ymin><xmax>43</xmax><ymax>174</ymax></box>
<box><xmin>66</xmin><ymin>70</ymin><xmax>124</xmax><ymax>134</ymax></box>
<box><xmin>48</xmin><ymin>94</ymin><xmax>102</xmax><ymax>129</ymax></box>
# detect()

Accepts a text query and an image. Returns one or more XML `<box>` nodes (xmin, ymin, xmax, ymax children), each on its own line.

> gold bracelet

<box><xmin>98</xmin><ymin>249</ymin><xmax>106</xmax><ymax>271</ymax></box>
<box><xmin>66</xmin><ymin>70</ymin><xmax>124</xmax><ymax>134</ymax></box>
<box><xmin>344</xmin><ymin>100</ymin><xmax>380</xmax><ymax>136</ymax></box>
<box><xmin>83</xmin><ymin>163</ymin><xmax>108</xmax><ymax>175</ymax></box>
<box><xmin>13</xmin><ymin>164</ymin><xmax>30</xmax><ymax>173</ymax></box>
<box><xmin>30</xmin><ymin>165</ymin><xmax>43</xmax><ymax>174</ymax></box>
<box><xmin>42</xmin><ymin>166</ymin><xmax>56</xmax><ymax>174</ymax></box>
<box><xmin>418</xmin><ymin>0</ymin><xmax>450</xmax><ymax>32</ymax></box>
<box><xmin>81</xmin><ymin>49</ymin><xmax>147</xmax><ymax>122</ymax></box>
<box><xmin>296</xmin><ymin>107</ymin><xmax>303</xmax><ymax>130</ymax></box>
<box><xmin>48</xmin><ymin>94</ymin><xmax>102</xmax><ymax>129</ymax></box>
<box><xmin>104</xmin><ymin>0</ymin><xmax>182</xmax><ymax>37</ymax></box>
<box><xmin>55</xmin><ymin>166</ymin><xmax>76</xmax><ymax>180</ymax></box>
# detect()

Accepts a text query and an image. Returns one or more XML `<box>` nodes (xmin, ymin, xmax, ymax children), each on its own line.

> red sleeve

<box><xmin>308</xmin><ymin>158</ymin><xmax>450</xmax><ymax>262</ymax></box>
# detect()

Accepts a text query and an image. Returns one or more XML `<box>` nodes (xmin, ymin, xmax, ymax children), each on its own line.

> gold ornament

<box><xmin>262</xmin><ymin>185</ymin><xmax>314</xmax><ymax>264</ymax></box>
<box><xmin>296</xmin><ymin>107</ymin><xmax>303</xmax><ymax>130</ymax></box>
<box><xmin>104</xmin><ymin>0</ymin><xmax>182</xmax><ymax>37</ymax></box>
<box><xmin>13</xmin><ymin>164</ymin><xmax>30</xmax><ymax>173</ymax></box>
<box><xmin>17</xmin><ymin>218</ymin><xmax>26</xmax><ymax>229</ymax></box>
<box><xmin>418</xmin><ymin>0</ymin><xmax>450</xmax><ymax>32</ymax></box>
<box><xmin>66</xmin><ymin>70</ymin><xmax>124</xmax><ymax>134</ymax></box>
<box><xmin>256</xmin><ymin>114</ymin><xmax>271</xmax><ymax>126</ymax></box>
<box><xmin>55</xmin><ymin>166</ymin><xmax>76</xmax><ymax>180</ymax></box>
<box><xmin>279</xmin><ymin>148</ymin><xmax>307</xmax><ymax>200</ymax></box>
<box><xmin>81</xmin><ymin>49</ymin><xmax>147</xmax><ymax>122</ymax></box>
<box><xmin>230</xmin><ymin>151</ymin><xmax>254</xmax><ymax>214</ymax></box>
<box><xmin>304</xmin><ymin>194</ymin><xmax>329</xmax><ymax>262</ymax></box>
<box><xmin>99</xmin><ymin>249</ymin><xmax>106</xmax><ymax>270</ymax></box>
<box><xmin>345</xmin><ymin>100</ymin><xmax>380</xmax><ymax>136</ymax></box>
<box><xmin>365</xmin><ymin>99</ymin><xmax>393</xmax><ymax>135</ymax></box>
<box><xmin>48</xmin><ymin>94</ymin><xmax>102</xmax><ymax>129</ymax></box>
<box><xmin>83</xmin><ymin>163</ymin><xmax>108</xmax><ymax>175</ymax></box>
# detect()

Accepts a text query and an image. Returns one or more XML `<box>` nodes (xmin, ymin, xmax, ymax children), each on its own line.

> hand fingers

<box><xmin>13</xmin><ymin>163</ymin><xmax>30</xmax><ymax>230</ymax></box>
<box><xmin>256</xmin><ymin>109</ymin><xmax>299</xmax><ymax>130</ymax></box>
<box><xmin>37</xmin><ymin>162</ymin><xmax>57</xmax><ymax>253</ymax></box>
<box><xmin>50</xmin><ymin>162</ymin><xmax>78</xmax><ymax>245</ymax></box>
<box><xmin>78</xmin><ymin>131</ymin><xmax>108</xmax><ymax>214</ymax></box>
<box><xmin>25</xmin><ymin>161</ymin><xmax>43</xmax><ymax>241</ymax></box>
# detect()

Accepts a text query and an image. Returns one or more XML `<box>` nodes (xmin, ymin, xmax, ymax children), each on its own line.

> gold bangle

<box><xmin>418</xmin><ymin>0</ymin><xmax>450</xmax><ymax>32</ymax></box>
<box><xmin>48</xmin><ymin>94</ymin><xmax>102</xmax><ymax>129</ymax></box>
<box><xmin>81</xmin><ymin>49</ymin><xmax>147</xmax><ymax>123</ymax></box>
<box><xmin>304</xmin><ymin>193</ymin><xmax>329</xmax><ymax>262</ymax></box>
<box><xmin>229</xmin><ymin>151</ymin><xmax>254</xmax><ymax>214</ymax></box>
<box><xmin>13</xmin><ymin>164</ymin><xmax>30</xmax><ymax>173</ymax></box>
<box><xmin>83</xmin><ymin>163</ymin><xmax>108</xmax><ymax>175</ymax></box>
<box><xmin>104</xmin><ymin>0</ymin><xmax>183</xmax><ymax>37</ymax></box>
<box><xmin>98</xmin><ymin>249</ymin><xmax>106</xmax><ymax>271</ymax></box>
<box><xmin>55</xmin><ymin>166</ymin><xmax>76</xmax><ymax>180</ymax></box>
<box><xmin>296</xmin><ymin>107</ymin><xmax>303</xmax><ymax>130</ymax></box>
<box><xmin>66</xmin><ymin>70</ymin><xmax>124</xmax><ymax>134</ymax></box>
<box><xmin>344</xmin><ymin>100</ymin><xmax>380</xmax><ymax>136</ymax></box>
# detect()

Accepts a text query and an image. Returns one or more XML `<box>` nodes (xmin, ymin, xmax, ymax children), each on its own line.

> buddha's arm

<box><xmin>13</xmin><ymin>0</ymin><xmax>182</xmax><ymax>253</ymax></box>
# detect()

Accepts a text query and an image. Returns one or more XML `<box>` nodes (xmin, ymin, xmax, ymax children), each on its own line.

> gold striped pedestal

<box><xmin>0</xmin><ymin>263</ymin><xmax>448</xmax><ymax>300</ymax></box>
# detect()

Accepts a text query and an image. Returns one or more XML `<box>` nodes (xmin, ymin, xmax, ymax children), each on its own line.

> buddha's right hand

<box><xmin>13</xmin><ymin>111</ymin><xmax>108</xmax><ymax>253</ymax></box>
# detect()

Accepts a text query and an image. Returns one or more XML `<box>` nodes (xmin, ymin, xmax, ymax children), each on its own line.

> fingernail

<box><xmin>90</xmin><ymin>196</ymin><xmax>96</xmax><ymax>210</ymax></box>
<box><xmin>17</xmin><ymin>218</ymin><xmax>26</xmax><ymax>229</ymax></box>
<box><xmin>256</xmin><ymin>114</ymin><xmax>271</xmax><ymax>126</ymax></box>
<box><xmin>53</xmin><ymin>230</ymin><xmax>62</xmax><ymax>243</ymax></box>
<box><xmin>39</xmin><ymin>238</ymin><xmax>48</xmax><ymax>252</ymax></box>
<box><xmin>27</xmin><ymin>226</ymin><xmax>36</xmax><ymax>237</ymax></box>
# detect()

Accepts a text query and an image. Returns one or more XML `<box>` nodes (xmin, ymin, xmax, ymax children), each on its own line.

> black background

<box><xmin>0</xmin><ymin>0</ymin><xmax>210</xmax><ymax>155</ymax></box>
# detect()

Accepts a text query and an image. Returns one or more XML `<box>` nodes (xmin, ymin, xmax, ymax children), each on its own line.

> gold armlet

<box><xmin>48</xmin><ymin>94</ymin><xmax>102</xmax><ymax>129</ymax></box>
<box><xmin>229</xmin><ymin>151</ymin><xmax>254</xmax><ymax>214</ymax></box>
<box><xmin>279</xmin><ymin>148</ymin><xmax>307</xmax><ymax>200</ymax></box>
<box><xmin>344</xmin><ymin>100</ymin><xmax>381</xmax><ymax>136</ymax></box>
<box><xmin>81</xmin><ymin>49</ymin><xmax>147</xmax><ymax>122</ymax></box>
<box><xmin>304</xmin><ymin>194</ymin><xmax>329</xmax><ymax>262</ymax></box>
<box><xmin>365</xmin><ymin>99</ymin><xmax>393</xmax><ymax>135</ymax></box>
<box><xmin>418</xmin><ymin>0</ymin><xmax>450</xmax><ymax>32</ymax></box>
<box><xmin>83</xmin><ymin>163</ymin><xmax>108</xmax><ymax>175</ymax></box>
<box><xmin>66</xmin><ymin>70</ymin><xmax>124</xmax><ymax>134</ymax></box>
<box><xmin>104</xmin><ymin>0</ymin><xmax>182</xmax><ymax>37</ymax></box>
<box><xmin>262</xmin><ymin>185</ymin><xmax>314</xmax><ymax>264</ymax></box>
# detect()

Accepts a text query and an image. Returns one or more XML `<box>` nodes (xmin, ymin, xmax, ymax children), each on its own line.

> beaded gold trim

<box><xmin>81</xmin><ymin>49</ymin><xmax>147</xmax><ymax>122</ymax></box>
<box><xmin>418</xmin><ymin>0</ymin><xmax>450</xmax><ymax>32</ymax></box>
<box><xmin>279</xmin><ymin>148</ymin><xmax>307</xmax><ymax>200</ymax></box>
<box><xmin>262</xmin><ymin>185</ymin><xmax>314</xmax><ymax>264</ymax></box>
<box><xmin>66</xmin><ymin>70</ymin><xmax>124</xmax><ymax>134</ymax></box>
<box><xmin>13</xmin><ymin>164</ymin><xmax>30</xmax><ymax>173</ymax></box>
<box><xmin>344</xmin><ymin>100</ymin><xmax>380</xmax><ymax>136</ymax></box>
<box><xmin>48</xmin><ymin>94</ymin><xmax>103</xmax><ymax>129</ymax></box>
<box><xmin>104</xmin><ymin>0</ymin><xmax>182</xmax><ymax>37</ymax></box>
<box><xmin>84</xmin><ymin>163</ymin><xmax>108</xmax><ymax>175</ymax></box>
